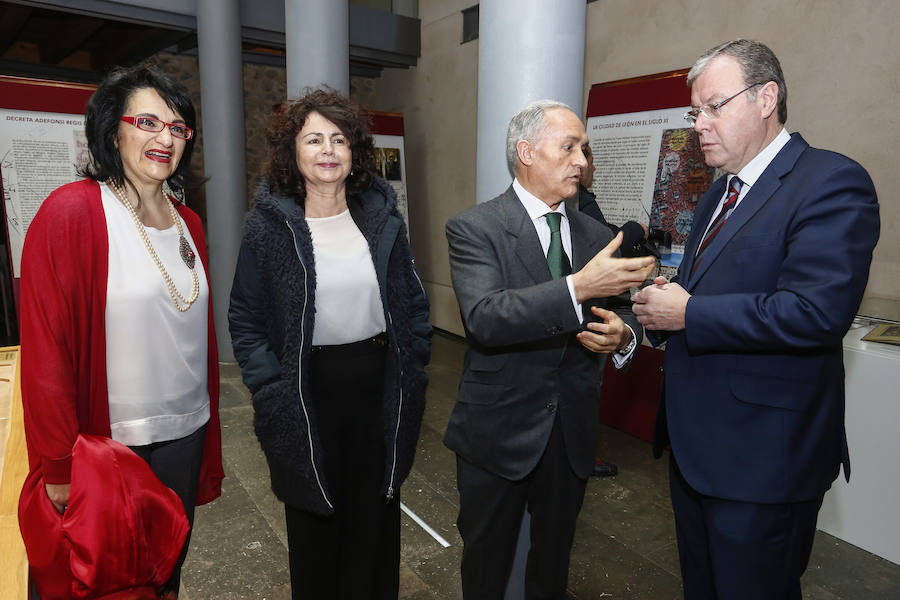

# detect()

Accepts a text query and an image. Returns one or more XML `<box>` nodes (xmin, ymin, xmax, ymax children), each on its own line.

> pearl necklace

<box><xmin>108</xmin><ymin>181</ymin><xmax>200</xmax><ymax>312</ymax></box>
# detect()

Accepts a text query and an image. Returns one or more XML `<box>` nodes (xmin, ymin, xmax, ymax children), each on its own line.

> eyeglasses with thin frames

<box><xmin>120</xmin><ymin>116</ymin><xmax>194</xmax><ymax>140</ymax></box>
<box><xmin>683</xmin><ymin>82</ymin><xmax>765</xmax><ymax>125</ymax></box>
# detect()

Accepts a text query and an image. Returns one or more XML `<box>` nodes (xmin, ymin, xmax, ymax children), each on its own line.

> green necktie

<box><xmin>545</xmin><ymin>212</ymin><xmax>571</xmax><ymax>279</ymax></box>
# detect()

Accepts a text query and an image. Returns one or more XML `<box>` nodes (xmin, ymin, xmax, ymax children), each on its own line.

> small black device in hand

<box><xmin>627</xmin><ymin>229</ymin><xmax>669</xmax><ymax>259</ymax></box>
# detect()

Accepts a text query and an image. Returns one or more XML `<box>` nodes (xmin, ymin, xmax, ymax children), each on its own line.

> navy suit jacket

<box><xmin>653</xmin><ymin>133</ymin><xmax>880</xmax><ymax>503</ymax></box>
<box><xmin>445</xmin><ymin>186</ymin><xmax>641</xmax><ymax>480</ymax></box>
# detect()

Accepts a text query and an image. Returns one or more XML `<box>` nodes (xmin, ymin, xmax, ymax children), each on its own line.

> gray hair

<box><xmin>687</xmin><ymin>39</ymin><xmax>788</xmax><ymax>124</ymax></box>
<box><xmin>506</xmin><ymin>99</ymin><xmax>573</xmax><ymax>176</ymax></box>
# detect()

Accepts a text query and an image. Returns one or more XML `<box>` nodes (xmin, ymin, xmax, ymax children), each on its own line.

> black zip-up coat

<box><xmin>228</xmin><ymin>177</ymin><xmax>431</xmax><ymax>515</ymax></box>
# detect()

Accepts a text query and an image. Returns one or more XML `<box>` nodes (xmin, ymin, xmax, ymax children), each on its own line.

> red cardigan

<box><xmin>19</xmin><ymin>178</ymin><xmax>223</xmax><ymax>505</ymax></box>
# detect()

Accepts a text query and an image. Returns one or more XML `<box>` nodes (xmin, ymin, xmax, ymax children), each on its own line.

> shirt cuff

<box><xmin>565</xmin><ymin>275</ymin><xmax>583</xmax><ymax>322</ymax></box>
<box><xmin>611</xmin><ymin>324</ymin><xmax>637</xmax><ymax>369</ymax></box>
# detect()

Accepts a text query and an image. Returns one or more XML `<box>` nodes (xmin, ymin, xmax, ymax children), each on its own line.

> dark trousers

<box><xmin>284</xmin><ymin>338</ymin><xmax>400</xmax><ymax>600</ymax></box>
<box><xmin>456</xmin><ymin>417</ymin><xmax>587</xmax><ymax>600</ymax></box>
<box><xmin>129</xmin><ymin>422</ymin><xmax>207</xmax><ymax>597</ymax></box>
<box><xmin>669</xmin><ymin>456</ymin><xmax>823</xmax><ymax>600</ymax></box>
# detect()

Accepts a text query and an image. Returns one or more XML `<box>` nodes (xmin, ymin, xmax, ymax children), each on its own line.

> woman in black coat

<box><xmin>228</xmin><ymin>88</ymin><xmax>431</xmax><ymax>599</ymax></box>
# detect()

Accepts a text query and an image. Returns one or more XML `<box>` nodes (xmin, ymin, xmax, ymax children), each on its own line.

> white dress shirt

<box><xmin>699</xmin><ymin>128</ymin><xmax>791</xmax><ymax>240</ymax></box>
<box><xmin>513</xmin><ymin>179</ymin><xmax>635</xmax><ymax>367</ymax></box>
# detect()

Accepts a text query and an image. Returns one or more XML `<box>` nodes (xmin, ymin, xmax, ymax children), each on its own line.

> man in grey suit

<box><xmin>445</xmin><ymin>100</ymin><xmax>656</xmax><ymax>599</ymax></box>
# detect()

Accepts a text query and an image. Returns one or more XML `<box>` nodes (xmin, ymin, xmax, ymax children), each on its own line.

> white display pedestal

<box><xmin>817</xmin><ymin>323</ymin><xmax>900</xmax><ymax>565</ymax></box>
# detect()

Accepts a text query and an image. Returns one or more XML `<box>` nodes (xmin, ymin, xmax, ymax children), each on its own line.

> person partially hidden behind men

<box><xmin>632</xmin><ymin>39</ymin><xmax>880</xmax><ymax>600</ymax></box>
<box><xmin>577</xmin><ymin>143</ymin><xmax>650</xmax><ymax>261</ymax></box>
<box><xmin>576</xmin><ymin>141</ymin><xmax>653</xmax><ymax>478</ymax></box>
<box><xmin>445</xmin><ymin>99</ymin><xmax>656</xmax><ymax>598</ymax></box>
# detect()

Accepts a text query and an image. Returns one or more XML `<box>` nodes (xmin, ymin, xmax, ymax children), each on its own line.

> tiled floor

<box><xmin>181</xmin><ymin>332</ymin><xmax>900</xmax><ymax>599</ymax></box>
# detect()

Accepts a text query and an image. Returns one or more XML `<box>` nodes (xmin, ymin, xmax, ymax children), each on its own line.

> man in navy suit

<box><xmin>632</xmin><ymin>39</ymin><xmax>880</xmax><ymax>599</ymax></box>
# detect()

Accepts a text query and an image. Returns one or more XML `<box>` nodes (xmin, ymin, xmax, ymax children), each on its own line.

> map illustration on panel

<box><xmin>649</xmin><ymin>128</ymin><xmax>716</xmax><ymax>246</ymax></box>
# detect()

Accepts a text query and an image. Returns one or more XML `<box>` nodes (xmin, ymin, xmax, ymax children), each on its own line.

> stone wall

<box><xmin>154</xmin><ymin>53</ymin><xmax>288</xmax><ymax>213</ymax></box>
<box><xmin>152</xmin><ymin>52</ymin><xmax>381</xmax><ymax>216</ymax></box>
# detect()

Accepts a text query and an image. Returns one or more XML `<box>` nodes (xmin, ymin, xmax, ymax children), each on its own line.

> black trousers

<box><xmin>284</xmin><ymin>337</ymin><xmax>399</xmax><ymax>600</ymax></box>
<box><xmin>129</xmin><ymin>422</ymin><xmax>207</xmax><ymax>597</ymax></box>
<box><xmin>456</xmin><ymin>417</ymin><xmax>587</xmax><ymax>600</ymax></box>
<box><xmin>669</xmin><ymin>455</ymin><xmax>823</xmax><ymax>600</ymax></box>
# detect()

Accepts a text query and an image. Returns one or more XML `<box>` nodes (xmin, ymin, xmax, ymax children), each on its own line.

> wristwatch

<box><xmin>617</xmin><ymin>331</ymin><xmax>637</xmax><ymax>356</ymax></box>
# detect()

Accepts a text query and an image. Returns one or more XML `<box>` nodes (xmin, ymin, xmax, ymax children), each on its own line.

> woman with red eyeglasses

<box><xmin>17</xmin><ymin>63</ymin><xmax>223</xmax><ymax>599</ymax></box>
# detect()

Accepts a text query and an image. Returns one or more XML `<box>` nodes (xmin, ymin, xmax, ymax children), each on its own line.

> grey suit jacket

<box><xmin>444</xmin><ymin>185</ymin><xmax>642</xmax><ymax>480</ymax></box>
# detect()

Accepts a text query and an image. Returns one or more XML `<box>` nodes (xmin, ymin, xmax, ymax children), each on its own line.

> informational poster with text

<box><xmin>1</xmin><ymin>108</ymin><xmax>86</xmax><ymax>276</ymax></box>
<box><xmin>586</xmin><ymin>107</ymin><xmax>717</xmax><ymax>275</ymax></box>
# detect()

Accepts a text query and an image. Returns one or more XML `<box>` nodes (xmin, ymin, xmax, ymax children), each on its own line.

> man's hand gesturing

<box><xmin>572</xmin><ymin>232</ymin><xmax>656</xmax><ymax>302</ymax></box>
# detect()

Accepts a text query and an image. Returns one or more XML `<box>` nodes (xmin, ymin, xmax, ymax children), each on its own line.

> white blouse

<box><xmin>306</xmin><ymin>209</ymin><xmax>386</xmax><ymax>346</ymax></box>
<box><xmin>101</xmin><ymin>182</ymin><xmax>210</xmax><ymax>447</ymax></box>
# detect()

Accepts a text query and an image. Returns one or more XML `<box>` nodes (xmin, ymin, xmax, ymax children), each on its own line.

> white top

<box><xmin>512</xmin><ymin>179</ymin><xmax>635</xmax><ymax>367</ymax></box>
<box><xmin>306</xmin><ymin>208</ymin><xmax>386</xmax><ymax>345</ymax></box>
<box><xmin>699</xmin><ymin>128</ymin><xmax>792</xmax><ymax>240</ymax></box>
<box><xmin>101</xmin><ymin>182</ymin><xmax>210</xmax><ymax>447</ymax></box>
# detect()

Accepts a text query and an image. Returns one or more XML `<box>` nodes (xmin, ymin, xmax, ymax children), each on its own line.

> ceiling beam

<box><xmin>114</xmin><ymin>28</ymin><xmax>194</xmax><ymax>66</ymax></box>
<box><xmin>88</xmin><ymin>25</ymin><xmax>165</xmax><ymax>70</ymax></box>
<box><xmin>39</xmin><ymin>14</ymin><xmax>104</xmax><ymax>64</ymax></box>
<box><xmin>0</xmin><ymin>56</ymin><xmax>101</xmax><ymax>82</ymax></box>
<box><xmin>0</xmin><ymin>3</ymin><xmax>33</xmax><ymax>55</ymax></box>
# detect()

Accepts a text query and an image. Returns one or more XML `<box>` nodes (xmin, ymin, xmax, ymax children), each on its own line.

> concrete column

<box><xmin>392</xmin><ymin>0</ymin><xmax>418</xmax><ymax>18</ymax></box>
<box><xmin>285</xmin><ymin>0</ymin><xmax>349</xmax><ymax>97</ymax></box>
<box><xmin>196</xmin><ymin>0</ymin><xmax>247</xmax><ymax>362</ymax></box>
<box><xmin>476</xmin><ymin>0</ymin><xmax>586</xmax><ymax>203</ymax></box>
<box><xmin>475</xmin><ymin>1</ymin><xmax>586</xmax><ymax>597</ymax></box>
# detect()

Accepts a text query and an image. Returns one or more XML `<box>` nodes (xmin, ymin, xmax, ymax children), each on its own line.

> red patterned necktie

<box><xmin>691</xmin><ymin>176</ymin><xmax>742</xmax><ymax>275</ymax></box>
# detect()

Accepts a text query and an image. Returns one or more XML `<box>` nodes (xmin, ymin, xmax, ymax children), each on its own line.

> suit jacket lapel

<box><xmin>569</xmin><ymin>208</ymin><xmax>604</xmax><ymax>270</ymax></box>
<box><xmin>501</xmin><ymin>184</ymin><xmax>604</xmax><ymax>285</ymax></box>
<box><xmin>499</xmin><ymin>187</ymin><xmax>553</xmax><ymax>284</ymax></box>
<box><xmin>686</xmin><ymin>134</ymin><xmax>809</xmax><ymax>290</ymax></box>
<box><xmin>680</xmin><ymin>177</ymin><xmax>725</xmax><ymax>281</ymax></box>
<box><xmin>686</xmin><ymin>178</ymin><xmax>779</xmax><ymax>288</ymax></box>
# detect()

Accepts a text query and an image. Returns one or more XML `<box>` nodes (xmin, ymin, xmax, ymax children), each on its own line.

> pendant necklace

<box><xmin>108</xmin><ymin>181</ymin><xmax>199</xmax><ymax>312</ymax></box>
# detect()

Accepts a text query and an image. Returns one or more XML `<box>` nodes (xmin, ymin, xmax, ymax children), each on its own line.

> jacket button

<box><xmin>546</xmin><ymin>403</ymin><xmax>556</xmax><ymax>414</ymax></box>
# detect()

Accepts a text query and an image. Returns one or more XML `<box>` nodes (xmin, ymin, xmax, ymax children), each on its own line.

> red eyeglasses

<box><xmin>121</xmin><ymin>116</ymin><xmax>194</xmax><ymax>140</ymax></box>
